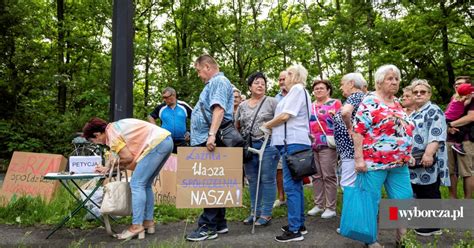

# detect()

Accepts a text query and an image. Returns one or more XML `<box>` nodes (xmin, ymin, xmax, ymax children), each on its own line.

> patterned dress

<box><xmin>333</xmin><ymin>92</ymin><xmax>365</xmax><ymax>159</ymax></box>
<box><xmin>409</xmin><ymin>101</ymin><xmax>450</xmax><ymax>186</ymax></box>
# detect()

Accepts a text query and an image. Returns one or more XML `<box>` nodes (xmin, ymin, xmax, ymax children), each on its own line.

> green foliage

<box><xmin>0</xmin><ymin>184</ymin><xmax>472</xmax><ymax>247</ymax></box>
<box><xmin>1</xmin><ymin>1</ymin><xmax>472</xmax><ymax>161</ymax></box>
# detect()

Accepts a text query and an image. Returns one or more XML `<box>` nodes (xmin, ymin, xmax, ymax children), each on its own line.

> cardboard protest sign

<box><xmin>0</xmin><ymin>152</ymin><xmax>67</xmax><ymax>203</ymax></box>
<box><xmin>176</xmin><ymin>147</ymin><xmax>243</xmax><ymax>208</ymax></box>
<box><xmin>69</xmin><ymin>156</ymin><xmax>101</xmax><ymax>174</ymax></box>
<box><xmin>152</xmin><ymin>154</ymin><xmax>177</xmax><ymax>205</ymax></box>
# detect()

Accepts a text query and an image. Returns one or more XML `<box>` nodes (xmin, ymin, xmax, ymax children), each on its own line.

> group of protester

<box><xmin>80</xmin><ymin>54</ymin><xmax>473</xmax><ymax>245</ymax></box>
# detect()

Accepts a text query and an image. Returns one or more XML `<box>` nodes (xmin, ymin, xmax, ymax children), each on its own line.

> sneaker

<box><xmin>273</xmin><ymin>199</ymin><xmax>286</xmax><ymax>208</ymax></box>
<box><xmin>451</xmin><ymin>144</ymin><xmax>466</xmax><ymax>155</ymax></box>
<box><xmin>185</xmin><ymin>226</ymin><xmax>218</xmax><ymax>242</ymax></box>
<box><xmin>414</xmin><ymin>228</ymin><xmax>442</xmax><ymax>236</ymax></box>
<box><xmin>336</xmin><ymin>228</ymin><xmax>340</xmax><ymax>234</ymax></box>
<box><xmin>216</xmin><ymin>227</ymin><xmax>228</xmax><ymax>234</ymax></box>
<box><xmin>321</xmin><ymin>209</ymin><xmax>337</xmax><ymax>219</ymax></box>
<box><xmin>275</xmin><ymin>231</ymin><xmax>304</xmax><ymax>242</ymax></box>
<box><xmin>307</xmin><ymin>205</ymin><xmax>324</xmax><ymax>216</ymax></box>
<box><xmin>281</xmin><ymin>225</ymin><xmax>308</xmax><ymax>235</ymax></box>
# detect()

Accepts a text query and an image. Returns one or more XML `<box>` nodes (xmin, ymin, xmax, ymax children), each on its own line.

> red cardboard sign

<box><xmin>0</xmin><ymin>152</ymin><xmax>66</xmax><ymax>204</ymax></box>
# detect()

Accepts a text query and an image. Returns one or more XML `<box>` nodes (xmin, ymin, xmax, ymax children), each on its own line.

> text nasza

<box><xmin>191</xmin><ymin>190</ymin><xmax>236</xmax><ymax>206</ymax></box>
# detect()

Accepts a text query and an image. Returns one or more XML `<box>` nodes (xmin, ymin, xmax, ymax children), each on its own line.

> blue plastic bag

<box><xmin>340</xmin><ymin>173</ymin><xmax>379</xmax><ymax>244</ymax></box>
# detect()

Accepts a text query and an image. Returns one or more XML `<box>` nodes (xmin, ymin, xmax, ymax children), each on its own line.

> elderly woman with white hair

<box><xmin>333</xmin><ymin>72</ymin><xmax>367</xmax><ymax>188</ymax></box>
<box><xmin>262</xmin><ymin>64</ymin><xmax>312</xmax><ymax>243</ymax></box>
<box><xmin>352</xmin><ymin>65</ymin><xmax>415</xmax><ymax>247</ymax></box>
<box><xmin>409</xmin><ymin>79</ymin><xmax>449</xmax><ymax>237</ymax></box>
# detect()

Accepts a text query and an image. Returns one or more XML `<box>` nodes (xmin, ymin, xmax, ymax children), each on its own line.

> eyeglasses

<box><xmin>162</xmin><ymin>94</ymin><xmax>173</xmax><ymax>99</ymax></box>
<box><xmin>253</xmin><ymin>80</ymin><xmax>266</xmax><ymax>85</ymax></box>
<box><xmin>313</xmin><ymin>87</ymin><xmax>327</xmax><ymax>91</ymax></box>
<box><xmin>413</xmin><ymin>90</ymin><xmax>428</xmax><ymax>95</ymax></box>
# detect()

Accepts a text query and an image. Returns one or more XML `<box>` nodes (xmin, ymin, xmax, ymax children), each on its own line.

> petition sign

<box><xmin>176</xmin><ymin>147</ymin><xmax>243</xmax><ymax>208</ymax></box>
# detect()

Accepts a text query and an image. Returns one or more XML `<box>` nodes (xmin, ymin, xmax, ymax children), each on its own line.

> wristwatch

<box><xmin>208</xmin><ymin>132</ymin><xmax>215</xmax><ymax>136</ymax></box>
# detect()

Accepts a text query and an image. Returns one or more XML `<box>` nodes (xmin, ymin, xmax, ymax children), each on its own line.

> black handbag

<box><xmin>242</xmin><ymin>97</ymin><xmax>267</xmax><ymax>163</ymax></box>
<box><xmin>216</xmin><ymin>120</ymin><xmax>245</xmax><ymax>147</ymax></box>
<box><xmin>284</xmin><ymin>90</ymin><xmax>317</xmax><ymax>180</ymax></box>
<box><xmin>411</xmin><ymin>150</ymin><xmax>437</xmax><ymax>169</ymax></box>
<box><xmin>286</xmin><ymin>148</ymin><xmax>317</xmax><ymax>180</ymax></box>
<box><xmin>200</xmin><ymin>103</ymin><xmax>245</xmax><ymax>148</ymax></box>
<box><xmin>242</xmin><ymin>134</ymin><xmax>253</xmax><ymax>162</ymax></box>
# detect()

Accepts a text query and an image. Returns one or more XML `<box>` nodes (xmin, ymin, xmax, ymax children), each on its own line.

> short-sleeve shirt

<box><xmin>275</xmin><ymin>91</ymin><xmax>285</xmax><ymax>102</ymax></box>
<box><xmin>105</xmin><ymin>118</ymin><xmax>171</xmax><ymax>168</ymax></box>
<box><xmin>271</xmin><ymin>84</ymin><xmax>312</xmax><ymax>146</ymax></box>
<box><xmin>310</xmin><ymin>99</ymin><xmax>342</xmax><ymax>149</ymax></box>
<box><xmin>353</xmin><ymin>93</ymin><xmax>415</xmax><ymax>171</ymax></box>
<box><xmin>190</xmin><ymin>72</ymin><xmax>234</xmax><ymax>146</ymax></box>
<box><xmin>149</xmin><ymin>100</ymin><xmax>192</xmax><ymax>141</ymax></box>
<box><xmin>409</xmin><ymin>101</ymin><xmax>450</xmax><ymax>186</ymax></box>
<box><xmin>333</xmin><ymin>92</ymin><xmax>365</xmax><ymax>159</ymax></box>
<box><xmin>236</xmin><ymin>96</ymin><xmax>278</xmax><ymax>140</ymax></box>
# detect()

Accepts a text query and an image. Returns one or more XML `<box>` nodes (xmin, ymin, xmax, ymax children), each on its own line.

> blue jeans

<box><xmin>130</xmin><ymin>136</ymin><xmax>173</xmax><ymax>224</ymax></box>
<box><xmin>276</xmin><ymin>144</ymin><xmax>310</xmax><ymax>232</ymax></box>
<box><xmin>244</xmin><ymin>140</ymin><xmax>280</xmax><ymax>217</ymax></box>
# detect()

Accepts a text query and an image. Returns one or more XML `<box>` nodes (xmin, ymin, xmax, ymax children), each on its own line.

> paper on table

<box><xmin>45</xmin><ymin>172</ymin><xmax>104</xmax><ymax>178</ymax></box>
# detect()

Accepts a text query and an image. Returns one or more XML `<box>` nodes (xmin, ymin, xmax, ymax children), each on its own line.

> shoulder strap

<box><xmin>249</xmin><ymin>97</ymin><xmax>267</xmax><ymax>135</ymax></box>
<box><xmin>312</xmin><ymin>104</ymin><xmax>327</xmax><ymax>136</ymax></box>
<box><xmin>285</xmin><ymin>88</ymin><xmax>310</xmax><ymax>152</ymax></box>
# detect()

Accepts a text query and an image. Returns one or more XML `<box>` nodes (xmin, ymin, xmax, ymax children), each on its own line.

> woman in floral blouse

<box><xmin>352</xmin><ymin>64</ymin><xmax>414</xmax><ymax>247</ymax></box>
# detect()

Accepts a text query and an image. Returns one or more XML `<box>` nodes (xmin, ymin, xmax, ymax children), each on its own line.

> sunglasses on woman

<box><xmin>413</xmin><ymin>90</ymin><xmax>428</xmax><ymax>95</ymax></box>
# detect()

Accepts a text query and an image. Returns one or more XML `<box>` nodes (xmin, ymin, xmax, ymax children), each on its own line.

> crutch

<box><xmin>247</xmin><ymin>130</ymin><xmax>271</xmax><ymax>234</ymax></box>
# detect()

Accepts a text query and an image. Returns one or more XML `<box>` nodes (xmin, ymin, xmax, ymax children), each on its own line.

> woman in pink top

<box><xmin>83</xmin><ymin>117</ymin><xmax>173</xmax><ymax>240</ymax></box>
<box><xmin>307</xmin><ymin>80</ymin><xmax>342</xmax><ymax>219</ymax></box>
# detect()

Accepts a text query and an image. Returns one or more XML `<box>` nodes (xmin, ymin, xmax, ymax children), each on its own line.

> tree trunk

<box><xmin>440</xmin><ymin>1</ymin><xmax>454</xmax><ymax>98</ymax></box>
<box><xmin>366</xmin><ymin>3</ymin><xmax>375</xmax><ymax>88</ymax></box>
<box><xmin>57</xmin><ymin>0</ymin><xmax>66</xmax><ymax>114</ymax></box>
<box><xmin>144</xmin><ymin>2</ymin><xmax>152</xmax><ymax>117</ymax></box>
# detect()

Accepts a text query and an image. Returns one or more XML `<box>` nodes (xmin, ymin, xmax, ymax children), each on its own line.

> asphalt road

<box><xmin>0</xmin><ymin>216</ymin><xmax>470</xmax><ymax>247</ymax></box>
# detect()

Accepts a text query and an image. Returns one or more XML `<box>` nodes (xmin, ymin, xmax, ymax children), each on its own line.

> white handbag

<box><xmin>100</xmin><ymin>161</ymin><xmax>132</xmax><ymax>216</ymax></box>
<box><xmin>325</xmin><ymin>135</ymin><xmax>337</xmax><ymax>148</ymax></box>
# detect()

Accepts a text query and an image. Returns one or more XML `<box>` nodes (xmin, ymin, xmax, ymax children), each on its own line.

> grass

<box><xmin>0</xmin><ymin>180</ymin><xmax>472</xmax><ymax>247</ymax></box>
<box><xmin>0</xmin><ymin>179</ymin><xmax>468</xmax><ymax>226</ymax></box>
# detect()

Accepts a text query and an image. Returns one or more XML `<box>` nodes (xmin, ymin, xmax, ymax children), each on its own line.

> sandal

<box><xmin>243</xmin><ymin>215</ymin><xmax>255</xmax><ymax>225</ymax></box>
<box><xmin>143</xmin><ymin>222</ymin><xmax>155</xmax><ymax>234</ymax></box>
<box><xmin>116</xmin><ymin>227</ymin><xmax>145</xmax><ymax>240</ymax></box>
<box><xmin>254</xmin><ymin>217</ymin><xmax>272</xmax><ymax>226</ymax></box>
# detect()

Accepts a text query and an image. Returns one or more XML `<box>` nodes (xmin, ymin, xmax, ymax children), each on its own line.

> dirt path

<box><xmin>0</xmin><ymin>216</ymin><xmax>470</xmax><ymax>247</ymax></box>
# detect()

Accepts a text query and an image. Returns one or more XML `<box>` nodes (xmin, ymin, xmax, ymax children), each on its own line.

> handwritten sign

<box><xmin>0</xmin><ymin>152</ymin><xmax>66</xmax><ymax>204</ymax></box>
<box><xmin>176</xmin><ymin>147</ymin><xmax>243</xmax><ymax>208</ymax></box>
<box><xmin>69</xmin><ymin>156</ymin><xmax>101</xmax><ymax>174</ymax></box>
<box><xmin>152</xmin><ymin>154</ymin><xmax>177</xmax><ymax>205</ymax></box>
